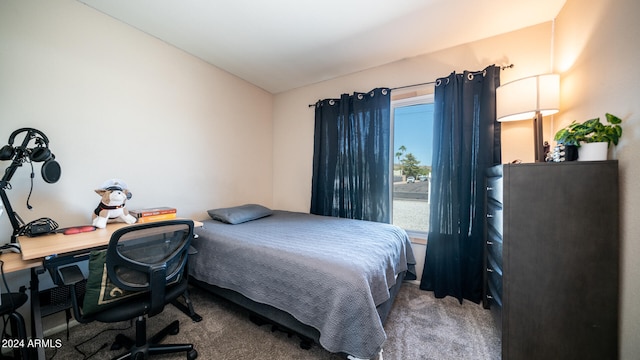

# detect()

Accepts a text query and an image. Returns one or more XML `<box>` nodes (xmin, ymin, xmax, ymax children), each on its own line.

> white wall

<box><xmin>0</xmin><ymin>0</ymin><xmax>274</xmax><ymax>331</ymax></box>
<box><xmin>553</xmin><ymin>0</ymin><xmax>640</xmax><ymax>358</ymax></box>
<box><xmin>0</xmin><ymin>0</ymin><xmax>274</xmax><ymax>232</ymax></box>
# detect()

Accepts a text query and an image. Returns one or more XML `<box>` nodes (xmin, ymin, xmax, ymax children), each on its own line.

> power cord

<box><xmin>27</xmin><ymin>160</ymin><xmax>35</xmax><ymax>210</ymax></box>
<box><xmin>46</xmin><ymin>317</ymin><xmax>133</xmax><ymax>359</ymax></box>
<box><xmin>71</xmin><ymin>322</ymin><xmax>133</xmax><ymax>360</ymax></box>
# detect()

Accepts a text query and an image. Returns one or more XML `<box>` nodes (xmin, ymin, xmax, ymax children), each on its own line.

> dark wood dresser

<box><xmin>483</xmin><ymin>161</ymin><xmax>619</xmax><ymax>359</ymax></box>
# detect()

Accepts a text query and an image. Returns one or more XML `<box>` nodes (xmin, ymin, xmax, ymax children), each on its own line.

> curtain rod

<box><xmin>308</xmin><ymin>64</ymin><xmax>514</xmax><ymax>107</ymax></box>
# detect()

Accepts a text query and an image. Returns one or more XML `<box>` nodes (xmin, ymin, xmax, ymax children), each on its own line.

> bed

<box><xmin>188</xmin><ymin>205</ymin><xmax>416</xmax><ymax>359</ymax></box>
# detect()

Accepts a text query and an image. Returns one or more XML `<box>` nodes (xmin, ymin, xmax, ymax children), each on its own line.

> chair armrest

<box><xmin>58</xmin><ymin>265</ymin><xmax>85</xmax><ymax>286</ymax></box>
<box><xmin>44</xmin><ymin>252</ymin><xmax>91</xmax><ymax>286</ymax></box>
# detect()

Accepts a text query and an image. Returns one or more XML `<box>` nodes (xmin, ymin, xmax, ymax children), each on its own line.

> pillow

<box><xmin>82</xmin><ymin>250</ymin><xmax>140</xmax><ymax>315</ymax></box>
<box><xmin>207</xmin><ymin>204</ymin><xmax>273</xmax><ymax>224</ymax></box>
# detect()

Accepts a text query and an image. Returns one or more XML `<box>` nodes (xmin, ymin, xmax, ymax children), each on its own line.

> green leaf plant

<box><xmin>554</xmin><ymin>113</ymin><xmax>623</xmax><ymax>148</ymax></box>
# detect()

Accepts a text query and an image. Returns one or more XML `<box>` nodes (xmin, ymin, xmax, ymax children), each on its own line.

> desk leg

<box><xmin>30</xmin><ymin>267</ymin><xmax>45</xmax><ymax>360</ymax></box>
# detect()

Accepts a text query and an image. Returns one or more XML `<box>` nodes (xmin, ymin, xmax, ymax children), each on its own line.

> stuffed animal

<box><xmin>92</xmin><ymin>179</ymin><xmax>137</xmax><ymax>228</ymax></box>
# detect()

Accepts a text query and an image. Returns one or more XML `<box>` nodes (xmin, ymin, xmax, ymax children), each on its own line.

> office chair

<box><xmin>47</xmin><ymin>220</ymin><xmax>198</xmax><ymax>360</ymax></box>
<box><xmin>0</xmin><ymin>291</ymin><xmax>29</xmax><ymax>360</ymax></box>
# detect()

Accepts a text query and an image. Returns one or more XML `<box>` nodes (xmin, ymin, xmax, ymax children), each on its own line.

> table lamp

<box><xmin>496</xmin><ymin>74</ymin><xmax>560</xmax><ymax>162</ymax></box>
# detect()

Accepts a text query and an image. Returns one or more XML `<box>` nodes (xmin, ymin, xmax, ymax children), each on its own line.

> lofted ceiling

<box><xmin>77</xmin><ymin>0</ymin><xmax>566</xmax><ymax>94</ymax></box>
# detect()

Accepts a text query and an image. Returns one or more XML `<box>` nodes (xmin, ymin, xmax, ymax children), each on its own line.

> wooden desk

<box><xmin>0</xmin><ymin>252</ymin><xmax>41</xmax><ymax>273</ymax></box>
<box><xmin>9</xmin><ymin>219</ymin><xmax>202</xmax><ymax>360</ymax></box>
<box><xmin>18</xmin><ymin>220</ymin><xmax>203</xmax><ymax>261</ymax></box>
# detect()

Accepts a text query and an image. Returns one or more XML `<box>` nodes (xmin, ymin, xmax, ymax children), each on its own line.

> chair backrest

<box><xmin>105</xmin><ymin>219</ymin><xmax>194</xmax><ymax>316</ymax></box>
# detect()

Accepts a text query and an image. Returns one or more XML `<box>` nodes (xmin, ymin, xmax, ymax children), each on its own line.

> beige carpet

<box><xmin>45</xmin><ymin>283</ymin><xmax>500</xmax><ymax>360</ymax></box>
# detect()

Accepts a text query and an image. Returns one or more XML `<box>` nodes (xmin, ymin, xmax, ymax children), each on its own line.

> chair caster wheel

<box><xmin>187</xmin><ymin>349</ymin><xmax>198</xmax><ymax>359</ymax></box>
<box><xmin>170</xmin><ymin>323</ymin><xmax>180</xmax><ymax>335</ymax></box>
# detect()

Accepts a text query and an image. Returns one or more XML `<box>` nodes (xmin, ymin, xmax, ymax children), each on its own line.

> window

<box><xmin>390</xmin><ymin>94</ymin><xmax>434</xmax><ymax>236</ymax></box>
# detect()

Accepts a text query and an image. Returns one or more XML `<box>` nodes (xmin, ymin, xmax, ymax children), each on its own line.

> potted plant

<box><xmin>553</xmin><ymin>113</ymin><xmax>622</xmax><ymax>161</ymax></box>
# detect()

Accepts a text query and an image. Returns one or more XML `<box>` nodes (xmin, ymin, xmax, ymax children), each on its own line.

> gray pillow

<box><xmin>207</xmin><ymin>204</ymin><xmax>273</xmax><ymax>224</ymax></box>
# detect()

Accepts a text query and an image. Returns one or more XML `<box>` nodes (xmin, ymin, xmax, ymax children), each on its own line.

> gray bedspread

<box><xmin>188</xmin><ymin>210</ymin><xmax>416</xmax><ymax>359</ymax></box>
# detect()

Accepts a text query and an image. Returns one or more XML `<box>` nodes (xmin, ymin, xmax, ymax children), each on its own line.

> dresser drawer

<box><xmin>486</xmin><ymin>205</ymin><xmax>503</xmax><ymax>237</ymax></box>
<box><xmin>484</xmin><ymin>166</ymin><xmax>504</xmax><ymax>313</ymax></box>
<box><xmin>486</xmin><ymin>250</ymin><xmax>503</xmax><ymax>307</ymax></box>
<box><xmin>486</xmin><ymin>268</ymin><xmax>503</xmax><ymax>307</ymax></box>
<box><xmin>486</xmin><ymin>228</ymin><xmax>503</xmax><ymax>269</ymax></box>
<box><xmin>486</xmin><ymin>176</ymin><xmax>503</xmax><ymax>203</ymax></box>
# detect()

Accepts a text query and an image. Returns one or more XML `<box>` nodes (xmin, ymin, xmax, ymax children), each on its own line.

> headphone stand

<box><xmin>0</xmin><ymin>187</ymin><xmax>21</xmax><ymax>243</ymax></box>
<box><xmin>0</xmin><ymin>129</ymin><xmax>52</xmax><ymax>243</ymax></box>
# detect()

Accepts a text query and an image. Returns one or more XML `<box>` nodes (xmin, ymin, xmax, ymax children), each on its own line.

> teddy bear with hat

<box><xmin>92</xmin><ymin>179</ymin><xmax>137</xmax><ymax>229</ymax></box>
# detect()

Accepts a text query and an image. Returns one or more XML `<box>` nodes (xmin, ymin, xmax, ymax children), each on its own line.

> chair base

<box><xmin>111</xmin><ymin>318</ymin><xmax>197</xmax><ymax>360</ymax></box>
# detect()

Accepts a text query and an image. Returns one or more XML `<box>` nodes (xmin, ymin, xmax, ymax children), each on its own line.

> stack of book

<box><xmin>129</xmin><ymin>207</ymin><xmax>177</xmax><ymax>223</ymax></box>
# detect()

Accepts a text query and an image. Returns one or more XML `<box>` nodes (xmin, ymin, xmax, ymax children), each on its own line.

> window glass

<box><xmin>391</xmin><ymin>95</ymin><xmax>434</xmax><ymax>235</ymax></box>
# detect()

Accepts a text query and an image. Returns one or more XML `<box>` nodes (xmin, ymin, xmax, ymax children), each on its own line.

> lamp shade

<box><xmin>497</xmin><ymin>74</ymin><xmax>560</xmax><ymax>122</ymax></box>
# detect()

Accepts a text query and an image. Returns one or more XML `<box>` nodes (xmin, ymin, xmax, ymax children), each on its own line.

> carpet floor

<box><xmin>44</xmin><ymin>282</ymin><xmax>501</xmax><ymax>360</ymax></box>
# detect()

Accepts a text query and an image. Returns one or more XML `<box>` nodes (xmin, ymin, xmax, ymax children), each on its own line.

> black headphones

<box><xmin>0</xmin><ymin>128</ymin><xmax>61</xmax><ymax>183</ymax></box>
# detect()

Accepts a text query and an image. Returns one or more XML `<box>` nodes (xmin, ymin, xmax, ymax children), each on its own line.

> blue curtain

<box><xmin>419</xmin><ymin>66</ymin><xmax>501</xmax><ymax>303</ymax></box>
<box><xmin>310</xmin><ymin>88</ymin><xmax>391</xmax><ymax>223</ymax></box>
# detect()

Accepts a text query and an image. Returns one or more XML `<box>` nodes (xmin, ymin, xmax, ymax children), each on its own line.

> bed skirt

<box><xmin>188</xmin><ymin>270</ymin><xmax>407</xmax><ymax>358</ymax></box>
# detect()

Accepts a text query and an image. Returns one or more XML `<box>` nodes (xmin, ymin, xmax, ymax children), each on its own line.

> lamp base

<box><xmin>533</xmin><ymin>112</ymin><xmax>544</xmax><ymax>162</ymax></box>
